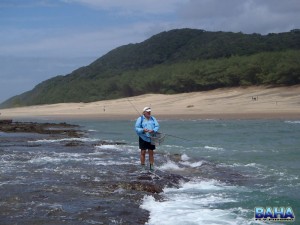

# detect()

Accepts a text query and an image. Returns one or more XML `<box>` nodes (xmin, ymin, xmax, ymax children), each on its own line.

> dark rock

<box><xmin>93</xmin><ymin>140</ymin><xmax>127</xmax><ymax>146</ymax></box>
<box><xmin>112</xmin><ymin>170</ymin><xmax>189</xmax><ymax>194</ymax></box>
<box><xmin>117</xmin><ymin>181</ymin><xmax>163</xmax><ymax>193</ymax></box>
<box><xmin>65</xmin><ymin>141</ymin><xmax>85</xmax><ymax>147</ymax></box>
<box><xmin>0</xmin><ymin>119</ymin><xmax>13</xmax><ymax>124</ymax></box>
<box><xmin>0</xmin><ymin>121</ymin><xmax>83</xmax><ymax>138</ymax></box>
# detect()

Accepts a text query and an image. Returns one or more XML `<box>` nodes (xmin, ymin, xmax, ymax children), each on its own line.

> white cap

<box><xmin>143</xmin><ymin>106</ymin><xmax>151</xmax><ymax>112</ymax></box>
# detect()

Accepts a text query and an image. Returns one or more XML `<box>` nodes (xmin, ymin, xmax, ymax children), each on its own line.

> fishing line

<box><xmin>127</xmin><ymin>98</ymin><xmax>141</xmax><ymax>116</ymax></box>
<box><xmin>164</xmin><ymin>133</ymin><xmax>192</xmax><ymax>142</ymax></box>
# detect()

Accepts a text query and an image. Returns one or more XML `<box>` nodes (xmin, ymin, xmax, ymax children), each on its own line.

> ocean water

<box><xmin>1</xmin><ymin>118</ymin><xmax>299</xmax><ymax>224</ymax></box>
<box><xmin>78</xmin><ymin>119</ymin><xmax>299</xmax><ymax>225</ymax></box>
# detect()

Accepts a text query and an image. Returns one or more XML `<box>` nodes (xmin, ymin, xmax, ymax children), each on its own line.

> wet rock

<box><xmin>65</xmin><ymin>141</ymin><xmax>85</xmax><ymax>147</ymax></box>
<box><xmin>113</xmin><ymin>170</ymin><xmax>189</xmax><ymax>194</ymax></box>
<box><xmin>93</xmin><ymin>140</ymin><xmax>127</xmax><ymax>146</ymax></box>
<box><xmin>169</xmin><ymin>153</ymin><xmax>182</xmax><ymax>162</ymax></box>
<box><xmin>0</xmin><ymin>121</ymin><xmax>83</xmax><ymax>137</ymax></box>
<box><xmin>119</xmin><ymin>181</ymin><xmax>163</xmax><ymax>193</ymax></box>
<box><xmin>46</xmin><ymin>205</ymin><xmax>65</xmax><ymax>216</ymax></box>
<box><xmin>32</xmin><ymin>194</ymin><xmax>49</xmax><ymax>200</ymax></box>
<box><xmin>0</xmin><ymin>119</ymin><xmax>13</xmax><ymax>124</ymax></box>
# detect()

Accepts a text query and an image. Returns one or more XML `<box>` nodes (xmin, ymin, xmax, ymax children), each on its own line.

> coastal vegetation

<box><xmin>1</xmin><ymin>28</ymin><xmax>300</xmax><ymax>108</ymax></box>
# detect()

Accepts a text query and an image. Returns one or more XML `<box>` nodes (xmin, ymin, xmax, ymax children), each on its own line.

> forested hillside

<box><xmin>1</xmin><ymin>28</ymin><xmax>300</xmax><ymax>108</ymax></box>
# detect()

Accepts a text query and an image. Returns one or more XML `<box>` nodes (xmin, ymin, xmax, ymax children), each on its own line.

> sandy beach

<box><xmin>1</xmin><ymin>86</ymin><xmax>300</xmax><ymax>120</ymax></box>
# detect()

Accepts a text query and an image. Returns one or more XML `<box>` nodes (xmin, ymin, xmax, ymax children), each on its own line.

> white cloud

<box><xmin>2</xmin><ymin>0</ymin><xmax>299</xmax><ymax>59</ymax></box>
<box><xmin>177</xmin><ymin>0</ymin><xmax>300</xmax><ymax>34</ymax></box>
<box><xmin>61</xmin><ymin>0</ymin><xmax>187</xmax><ymax>14</ymax></box>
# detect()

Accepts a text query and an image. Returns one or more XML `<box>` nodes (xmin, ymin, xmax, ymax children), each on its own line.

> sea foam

<box><xmin>28</xmin><ymin>137</ymin><xmax>100</xmax><ymax>143</ymax></box>
<box><xmin>204</xmin><ymin>145</ymin><xmax>224</xmax><ymax>151</ymax></box>
<box><xmin>158</xmin><ymin>160</ymin><xmax>184</xmax><ymax>171</ymax></box>
<box><xmin>285</xmin><ymin>120</ymin><xmax>300</xmax><ymax>124</ymax></box>
<box><xmin>141</xmin><ymin>180</ymin><xmax>247</xmax><ymax>225</ymax></box>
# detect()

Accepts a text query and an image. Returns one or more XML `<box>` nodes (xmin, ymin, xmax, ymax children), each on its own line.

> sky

<box><xmin>0</xmin><ymin>0</ymin><xmax>300</xmax><ymax>103</ymax></box>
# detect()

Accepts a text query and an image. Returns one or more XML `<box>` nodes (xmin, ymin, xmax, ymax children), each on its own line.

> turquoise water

<box><xmin>74</xmin><ymin>118</ymin><xmax>299</xmax><ymax>225</ymax></box>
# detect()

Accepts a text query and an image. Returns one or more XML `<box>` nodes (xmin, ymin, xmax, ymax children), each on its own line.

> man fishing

<box><xmin>135</xmin><ymin>106</ymin><xmax>159</xmax><ymax>172</ymax></box>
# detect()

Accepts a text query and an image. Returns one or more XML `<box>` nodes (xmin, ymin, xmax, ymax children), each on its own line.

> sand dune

<box><xmin>1</xmin><ymin>86</ymin><xmax>300</xmax><ymax>120</ymax></box>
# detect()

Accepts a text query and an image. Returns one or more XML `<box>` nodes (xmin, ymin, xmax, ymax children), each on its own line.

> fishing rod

<box><xmin>126</xmin><ymin>98</ymin><xmax>191</xmax><ymax>142</ymax></box>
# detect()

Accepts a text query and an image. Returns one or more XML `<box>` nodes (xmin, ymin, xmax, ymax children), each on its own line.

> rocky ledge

<box><xmin>0</xmin><ymin>120</ymin><xmax>82</xmax><ymax>137</ymax></box>
<box><xmin>108</xmin><ymin>169</ymin><xmax>189</xmax><ymax>195</ymax></box>
<box><xmin>0</xmin><ymin>119</ymin><xmax>189</xmax><ymax>224</ymax></box>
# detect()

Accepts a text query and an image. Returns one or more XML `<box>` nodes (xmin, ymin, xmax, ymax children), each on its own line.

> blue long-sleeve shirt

<box><xmin>135</xmin><ymin>115</ymin><xmax>159</xmax><ymax>142</ymax></box>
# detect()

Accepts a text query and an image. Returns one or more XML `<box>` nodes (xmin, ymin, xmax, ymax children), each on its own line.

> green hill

<box><xmin>1</xmin><ymin>28</ymin><xmax>300</xmax><ymax>108</ymax></box>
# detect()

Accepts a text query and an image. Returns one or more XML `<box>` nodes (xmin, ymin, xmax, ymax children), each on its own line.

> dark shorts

<box><xmin>139</xmin><ymin>137</ymin><xmax>155</xmax><ymax>150</ymax></box>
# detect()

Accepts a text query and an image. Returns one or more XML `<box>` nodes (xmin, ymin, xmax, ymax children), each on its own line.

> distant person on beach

<box><xmin>135</xmin><ymin>107</ymin><xmax>159</xmax><ymax>172</ymax></box>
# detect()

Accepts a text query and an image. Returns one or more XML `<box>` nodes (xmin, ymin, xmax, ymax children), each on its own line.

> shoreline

<box><xmin>1</xmin><ymin>86</ymin><xmax>300</xmax><ymax>120</ymax></box>
<box><xmin>11</xmin><ymin>112</ymin><xmax>300</xmax><ymax>121</ymax></box>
